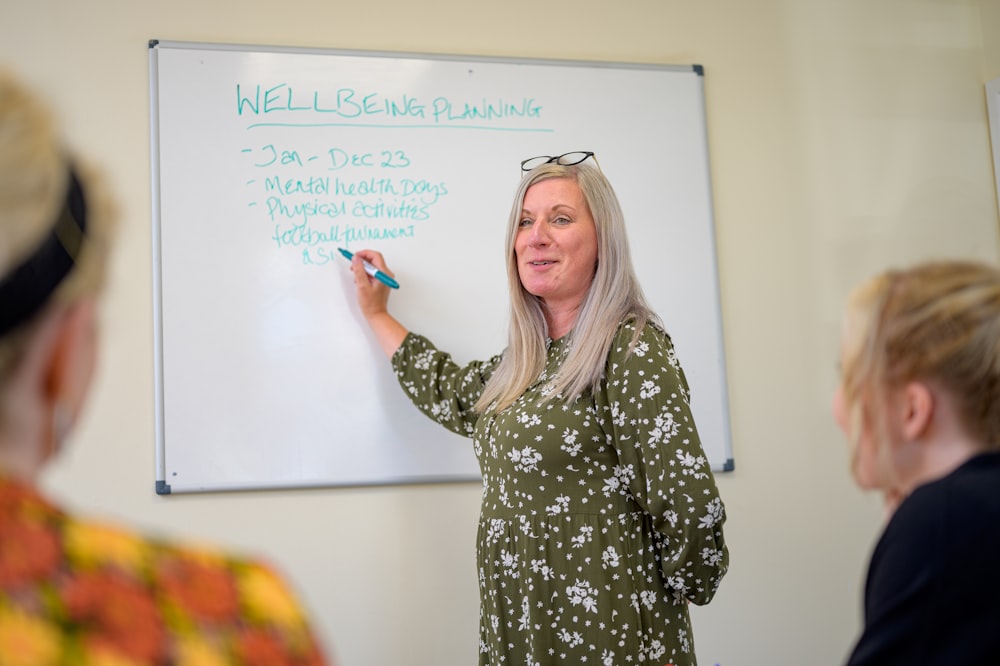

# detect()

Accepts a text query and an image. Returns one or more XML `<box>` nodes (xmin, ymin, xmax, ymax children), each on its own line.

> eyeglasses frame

<box><xmin>520</xmin><ymin>151</ymin><xmax>600</xmax><ymax>172</ymax></box>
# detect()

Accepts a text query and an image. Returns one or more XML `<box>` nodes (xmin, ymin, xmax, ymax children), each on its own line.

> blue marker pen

<box><xmin>337</xmin><ymin>247</ymin><xmax>400</xmax><ymax>289</ymax></box>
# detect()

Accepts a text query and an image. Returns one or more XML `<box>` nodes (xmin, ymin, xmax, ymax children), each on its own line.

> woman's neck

<box><xmin>0</xmin><ymin>402</ymin><xmax>48</xmax><ymax>483</ymax></box>
<box><xmin>0</xmin><ymin>440</ymin><xmax>44</xmax><ymax>483</ymax></box>
<box><xmin>543</xmin><ymin>301</ymin><xmax>581</xmax><ymax>340</ymax></box>
<box><xmin>881</xmin><ymin>382</ymin><xmax>983</xmax><ymax>505</ymax></box>
<box><xmin>897</xmin><ymin>435</ymin><xmax>981</xmax><ymax>497</ymax></box>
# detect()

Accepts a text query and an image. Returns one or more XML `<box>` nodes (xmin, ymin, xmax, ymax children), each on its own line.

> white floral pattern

<box><xmin>393</xmin><ymin>319</ymin><xmax>728</xmax><ymax>665</ymax></box>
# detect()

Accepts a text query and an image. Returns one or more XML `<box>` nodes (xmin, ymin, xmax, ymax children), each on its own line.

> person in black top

<box><xmin>832</xmin><ymin>260</ymin><xmax>1000</xmax><ymax>665</ymax></box>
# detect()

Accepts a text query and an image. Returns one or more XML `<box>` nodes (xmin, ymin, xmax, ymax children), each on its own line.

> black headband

<box><xmin>0</xmin><ymin>167</ymin><xmax>88</xmax><ymax>337</ymax></box>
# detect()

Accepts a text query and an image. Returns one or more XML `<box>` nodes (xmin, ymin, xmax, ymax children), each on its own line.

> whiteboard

<box><xmin>149</xmin><ymin>40</ymin><xmax>734</xmax><ymax>494</ymax></box>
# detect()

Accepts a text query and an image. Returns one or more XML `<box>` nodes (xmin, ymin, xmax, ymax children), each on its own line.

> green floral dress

<box><xmin>0</xmin><ymin>476</ymin><xmax>327</xmax><ymax>666</ymax></box>
<box><xmin>392</xmin><ymin>318</ymin><xmax>729</xmax><ymax>666</ymax></box>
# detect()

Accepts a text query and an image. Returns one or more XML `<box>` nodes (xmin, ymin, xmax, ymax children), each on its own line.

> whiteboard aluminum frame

<box><xmin>988</xmin><ymin>77</ymin><xmax>1000</xmax><ymax>217</ymax></box>
<box><xmin>149</xmin><ymin>39</ymin><xmax>735</xmax><ymax>493</ymax></box>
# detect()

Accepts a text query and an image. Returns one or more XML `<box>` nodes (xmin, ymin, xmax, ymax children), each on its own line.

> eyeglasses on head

<box><xmin>520</xmin><ymin>151</ymin><xmax>597</xmax><ymax>172</ymax></box>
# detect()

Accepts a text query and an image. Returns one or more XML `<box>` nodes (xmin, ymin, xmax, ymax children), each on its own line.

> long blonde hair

<box><xmin>0</xmin><ymin>69</ymin><xmax>116</xmax><ymax>386</ymax></box>
<box><xmin>475</xmin><ymin>161</ymin><xmax>657</xmax><ymax>412</ymax></box>
<box><xmin>839</xmin><ymin>260</ymin><xmax>1000</xmax><ymax>478</ymax></box>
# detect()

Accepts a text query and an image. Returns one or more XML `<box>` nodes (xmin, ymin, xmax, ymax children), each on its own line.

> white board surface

<box><xmin>149</xmin><ymin>40</ymin><xmax>733</xmax><ymax>493</ymax></box>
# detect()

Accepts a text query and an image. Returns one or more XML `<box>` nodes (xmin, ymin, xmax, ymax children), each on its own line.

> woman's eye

<box><xmin>518</xmin><ymin>218</ymin><xmax>533</xmax><ymax>227</ymax></box>
<box><xmin>553</xmin><ymin>216</ymin><xmax>572</xmax><ymax>225</ymax></box>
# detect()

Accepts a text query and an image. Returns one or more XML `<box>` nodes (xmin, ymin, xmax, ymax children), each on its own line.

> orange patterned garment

<box><xmin>0</xmin><ymin>476</ymin><xmax>328</xmax><ymax>665</ymax></box>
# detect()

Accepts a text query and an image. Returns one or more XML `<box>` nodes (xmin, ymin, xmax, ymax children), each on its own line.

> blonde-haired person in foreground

<box><xmin>0</xmin><ymin>69</ymin><xmax>330</xmax><ymax>664</ymax></box>
<box><xmin>834</xmin><ymin>260</ymin><xmax>1000</xmax><ymax>665</ymax></box>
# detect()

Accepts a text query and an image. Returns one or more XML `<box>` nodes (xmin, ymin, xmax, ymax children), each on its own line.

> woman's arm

<box><xmin>391</xmin><ymin>333</ymin><xmax>501</xmax><ymax>438</ymax></box>
<box><xmin>346</xmin><ymin>249</ymin><xmax>501</xmax><ymax>437</ymax></box>
<box><xmin>348</xmin><ymin>249</ymin><xmax>408</xmax><ymax>358</ymax></box>
<box><xmin>601</xmin><ymin>320</ymin><xmax>729</xmax><ymax>605</ymax></box>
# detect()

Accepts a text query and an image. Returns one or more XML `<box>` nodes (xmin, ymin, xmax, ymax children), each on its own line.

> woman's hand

<box><xmin>349</xmin><ymin>249</ymin><xmax>395</xmax><ymax>322</ymax></box>
<box><xmin>346</xmin><ymin>248</ymin><xmax>408</xmax><ymax>358</ymax></box>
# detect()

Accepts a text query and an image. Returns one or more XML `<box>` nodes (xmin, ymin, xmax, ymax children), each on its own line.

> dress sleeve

<box><xmin>599</xmin><ymin>321</ymin><xmax>729</xmax><ymax>605</ymax></box>
<box><xmin>390</xmin><ymin>331</ymin><xmax>502</xmax><ymax>437</ymax></box>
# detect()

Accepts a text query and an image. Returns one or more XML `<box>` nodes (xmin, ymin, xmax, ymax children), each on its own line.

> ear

<box><xmin>42</xmin><ymin>299</ymin><xmax>97</xmax><ymax>424</ymax></box>
<box><xmin>898</xmin><ymin>380</ymin><xmax>935</xmax><ymax>442</ymax></box>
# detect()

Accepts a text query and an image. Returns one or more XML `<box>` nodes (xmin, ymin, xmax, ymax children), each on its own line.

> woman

<box><xmin>834</xmin><ymin>260</ymin><xmax>1000</xmax><ymax>664</ymax></box>
<box><xmin>0</xmin><ymin>69</ymin><xmax>329</xmax><ymax>664</ymax></box>
<box><xmin>348</xmin><ymin>152</ymin><xmax>728</xmax><ymax>665</ymax></box>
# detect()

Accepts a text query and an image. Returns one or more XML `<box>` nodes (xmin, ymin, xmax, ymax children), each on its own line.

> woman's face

<box><xmin>833</xmin><ymin>324</ymin><xmax>885</xmax><ymax>491</ymax></box>
<box><xmin>514</xmin><ymin>177</ymin><xmax>598</xmax><ymax>315</ymax></box>
<box><xmin>832</xmin><ymin>384</ymin><xmax>882</xmax><ymax>490</ymax></box>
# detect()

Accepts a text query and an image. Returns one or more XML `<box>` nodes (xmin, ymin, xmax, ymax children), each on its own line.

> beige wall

<box><xmin>983</xmin><ymin>0</ymin><xmax>1000</xmax><ymax>79</ymax></box>
<box><xmin>3</xmin><ymin>1</ymin><xmax>998</xmax><ymax>664</ymax></box>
